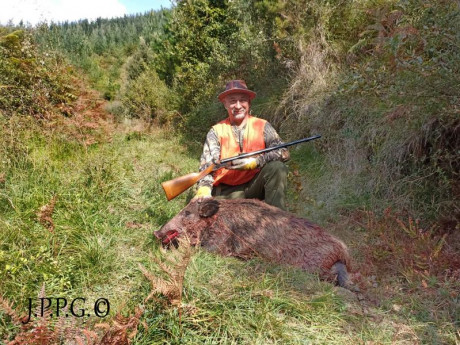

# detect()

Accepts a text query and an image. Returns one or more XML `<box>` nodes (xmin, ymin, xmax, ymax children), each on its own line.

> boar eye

<box><xmin>184</xmin><ymin>211</ymin><xmax>191</xmax><ymax>217</ymax></box>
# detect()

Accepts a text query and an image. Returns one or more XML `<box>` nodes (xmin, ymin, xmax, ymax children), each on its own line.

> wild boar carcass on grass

<box><xmin>154</xmin><ymin>198</ymin><xmax>352</xmax><ymax>287</ymax></box>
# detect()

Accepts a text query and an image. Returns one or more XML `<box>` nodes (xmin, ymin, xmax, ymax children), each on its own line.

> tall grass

<box><xmin>1</xmin><ymin>115</ymin><xmax>458</xmax><ymax>344</ymax></box>
<box><xmin>0</xmin><ymin>118</ymin><xmax>193</xmax><ymax>313</ymax></box>
<box><xmin>273</xmin><ymin>0</ymin><xmax>460</xmax><ymax>223</ymax></box>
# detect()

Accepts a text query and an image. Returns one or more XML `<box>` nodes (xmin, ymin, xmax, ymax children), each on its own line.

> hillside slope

<box><xmin>1</xmin><ymin>68</ymin><xmax>459</xmax><ymax>345</ymax></box>
<box><xmin>1</xmin><ymin>4</ymin><xmax>459</xmax><ymax>344</ymax></box>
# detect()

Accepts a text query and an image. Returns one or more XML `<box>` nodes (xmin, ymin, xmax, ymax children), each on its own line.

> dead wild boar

<box><xmin>154</xmin><ymin>198</ymin><xmax>352</xmax><ymax>287</ymax></box>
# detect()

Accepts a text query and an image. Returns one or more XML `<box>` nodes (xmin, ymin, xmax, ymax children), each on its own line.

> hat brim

<box><xmin>218</xmin><ymin>89</ymin><xmax>256</xmax><ymax>102</ymax></box>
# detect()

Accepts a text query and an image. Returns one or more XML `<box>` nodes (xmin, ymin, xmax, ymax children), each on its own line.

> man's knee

<box><xmin>262</xmin><ymin>161</ymin><xmax>288</xmax><ymax>180</ymax></box>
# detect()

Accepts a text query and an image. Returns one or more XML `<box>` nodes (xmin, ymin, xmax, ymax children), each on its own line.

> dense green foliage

<box><xmin>117</xmin><ymin>38</ymin><xmax>177</xmax><ymax>123</ymax></box>
<box><xmin>151</xmin><ymin>0</ymin><xmax>458</xmax><ymax>222</ymax></box>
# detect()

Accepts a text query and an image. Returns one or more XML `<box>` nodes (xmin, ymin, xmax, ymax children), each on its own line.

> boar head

<box><xmin>154</xmin><ymin>198</ymin><xmax>220</xmax><ymax>246</ymax></box>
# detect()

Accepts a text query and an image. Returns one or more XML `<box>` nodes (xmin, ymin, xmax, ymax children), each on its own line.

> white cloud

<box><xmin>0</xmin><ymin>0</ymin><xmax>127</xmax><ymax>26</ymax></box>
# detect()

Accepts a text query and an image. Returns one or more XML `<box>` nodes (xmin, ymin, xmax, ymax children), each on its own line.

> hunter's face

<box><xmin>223</xmin><ymin>93</ymin><xmax>250</xmax><ymax>126</ymax></box>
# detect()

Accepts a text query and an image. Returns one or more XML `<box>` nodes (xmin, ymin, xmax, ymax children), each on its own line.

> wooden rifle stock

<box><xmin>161</xmin><ymin>163</ymin><xmax>215</xmax><ymax>201</ymax></box>
<box><xmin>161</xmin><ymin>134</ymin><xmax>321</xmax><ymax>201</ymax></box>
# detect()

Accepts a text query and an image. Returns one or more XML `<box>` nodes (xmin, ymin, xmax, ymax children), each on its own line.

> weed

<box><xmin>340</xmin><ymin>207</ymin><xmax>460</xmax><ymax>343</ymax></box>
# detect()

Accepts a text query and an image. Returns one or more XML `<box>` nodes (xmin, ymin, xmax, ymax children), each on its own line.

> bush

<box><xmin>0</xmin><ymin>28</ymin><xmax>75</xmax><ymax>118</ymax></box>
<box><xmin>121</xmin><ymin>67</ymin><xmax>175</xmax><ymax>123</ymax></box>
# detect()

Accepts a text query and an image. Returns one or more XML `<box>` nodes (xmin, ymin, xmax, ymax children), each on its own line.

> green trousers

<box><xmin>212</xmin><ymin>161</ymin><xmax>288</xmax><ymax>210</ymax></box>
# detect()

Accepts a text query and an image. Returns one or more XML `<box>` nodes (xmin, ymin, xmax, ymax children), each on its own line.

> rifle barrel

<box><xmin>219</xmin><ymin>134</ymin><xmax>321</xmax><ymax>164</ymax></box>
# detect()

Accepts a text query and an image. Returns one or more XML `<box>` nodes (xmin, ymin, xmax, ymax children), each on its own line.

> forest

<box><xmin>0</xmin><ymin>0</ymin><xmax>459</xmax><ymax>344</ymax></box>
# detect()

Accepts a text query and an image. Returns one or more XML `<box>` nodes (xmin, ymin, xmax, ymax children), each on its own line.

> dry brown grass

<box><xmin>1</xmin><ymin>284</ymin><xmax>99</xmax><ymax>345</ymax></box>
<box><xmin>330</xmin><ymin>208</ymin><xmax>460</xmax><ymax>311</ymax></box>
<box><xmin>96</xmin><ymin>307</ymin><xmax>144</xmax><ymax>345</ymax></box>
<box><xmin>37</xmin><ymin>195</ymin><xmax>57</xmax><ymax>233</ymax></box>
<box><xmin>272</xmin><ymin>29</ymin><xmax>338</xmax><ymax>138</ymax></box>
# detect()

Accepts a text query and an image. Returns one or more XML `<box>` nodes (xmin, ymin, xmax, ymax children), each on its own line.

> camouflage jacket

<box><xmin>198</xmin><ymin>119</ymin><xmax>290</xmax><ymax>188</ymax></box>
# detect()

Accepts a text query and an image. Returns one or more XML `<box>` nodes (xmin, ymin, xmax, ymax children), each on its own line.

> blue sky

<box><xmin>120</xmin><ymin>0</ymin><xmax>173</xmax><ymax>15</ymax></box>
<box><xmin>0</xmin><ymin>0</ymin><xmax>173</xmax><ymax>26</ymax></box>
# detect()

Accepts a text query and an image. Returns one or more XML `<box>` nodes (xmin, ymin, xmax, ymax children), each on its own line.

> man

<box><xmin>194</xmin><ymin>80</ymin><xmax>290</xmax><ymax>210</ymax></box>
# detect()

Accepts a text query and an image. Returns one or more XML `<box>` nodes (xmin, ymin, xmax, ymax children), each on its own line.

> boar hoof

<box><xmin>331</xmin><ymin>261</ymin><xmax>360</xmax><ymax>292</ymax></box>
<box><xmin>331</xmin><ymin>261</ymin><xmax>349</xmax><ymax>288</ymax></box>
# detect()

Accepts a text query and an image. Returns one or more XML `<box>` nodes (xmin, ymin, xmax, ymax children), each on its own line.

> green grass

<box><xmin>0</xmin><ymin>120</ymin><xmax>193</xmax><ymax>313</ymax></box>
<box><xmin>1</xmin><ymin>117</ymin><xmax>458</xmax><ymax>344</ymax></box>
<box><xmin>136</xmin><ymin>252</ymin><xmax>377</xmax><ymax>344</ymax></box>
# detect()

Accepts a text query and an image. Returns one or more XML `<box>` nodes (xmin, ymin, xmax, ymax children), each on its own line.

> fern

<box><xmin>139</xmin><ymin>236</ymin><xmax>194</xmax><ymax>307</ymax></box>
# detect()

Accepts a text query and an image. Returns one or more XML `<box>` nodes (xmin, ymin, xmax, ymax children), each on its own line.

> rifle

<box><xmin>161</xmin><ymin>134</ymin><xmax>321</xmax><ymax>201</ymax></box>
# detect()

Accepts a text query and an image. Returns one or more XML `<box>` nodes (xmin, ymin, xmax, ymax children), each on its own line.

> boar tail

<box><xmin>331</xmin><ymin>261</ymin><xmax>348</xmax><ymax>288</ymax></box>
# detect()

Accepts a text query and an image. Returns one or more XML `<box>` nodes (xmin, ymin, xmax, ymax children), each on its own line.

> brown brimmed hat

<box><xmin>218</xmin><ymin>80</ymin><xmax>256</xmax><ymax>102</ymax></box>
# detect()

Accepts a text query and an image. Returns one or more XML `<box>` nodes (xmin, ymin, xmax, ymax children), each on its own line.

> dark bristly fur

<box><xmin>155</xmin><ymin>198</ymin><xmax>352</xmax><ymax>287</ymax></box>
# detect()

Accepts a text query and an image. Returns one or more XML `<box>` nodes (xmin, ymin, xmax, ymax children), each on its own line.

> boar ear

<box><xmin>199</xmin><ymin>199</ymin><xmax>220</xmax><ymax>218</ymax></box>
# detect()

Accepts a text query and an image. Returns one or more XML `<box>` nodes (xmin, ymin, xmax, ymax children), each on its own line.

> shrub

<box><xmin>121</xmin><ymin>67</ymin><xmax>175</xmax><ymax>123</ymax></box>
<box><xmin>0</xmin><ymin>28</ymin><xmax>75</xmax><ymax>118</ymax></box>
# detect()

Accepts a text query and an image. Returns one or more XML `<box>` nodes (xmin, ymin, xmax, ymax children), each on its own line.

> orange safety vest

<box><xmin>212</xmin><ymin>115</ymin><xmax>266</xmax><ymax>186</ymax></box>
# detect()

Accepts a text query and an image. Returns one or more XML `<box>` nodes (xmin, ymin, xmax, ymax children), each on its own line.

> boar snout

<box><xmin>154</xmin><ymin>223</ymin><xmax>179</xmax><ymax>246</ymax></box>
<box><xmin>153</xmin><ymin>198</ymin><xmax>220</xmax><ymax>247</ymax></box>
<box><xmin>156</xmin><ymin>229</ymin><xmax>179</xmax><ymax>245</ymax></box>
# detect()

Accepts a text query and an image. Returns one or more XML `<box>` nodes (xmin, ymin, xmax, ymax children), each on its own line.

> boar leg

<box><xmin>331</xmin><ymin>261</ymin><xmax>349</xmax><ymax>288</ymax></box>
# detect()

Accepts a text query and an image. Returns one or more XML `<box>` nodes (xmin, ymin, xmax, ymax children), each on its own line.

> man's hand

<box><xmin>193</xmin><ymin>186</ymin><xmax>212</xmax><ymax>200</ymax></box>
<box><xmin>228</xmin><ymin>157</ymin><xmax>258</xmax><ymax>170</ymax></box>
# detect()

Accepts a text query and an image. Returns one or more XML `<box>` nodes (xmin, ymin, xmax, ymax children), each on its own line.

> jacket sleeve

<box><xmin>197</xmin><ymin>128</ymin><xmax>220</xmax><ymax>189</ymax></box>
<box><xmin>256</xmin><ymin>122</ymin><xmax>290</xmax><ymax>168</ymax></box>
